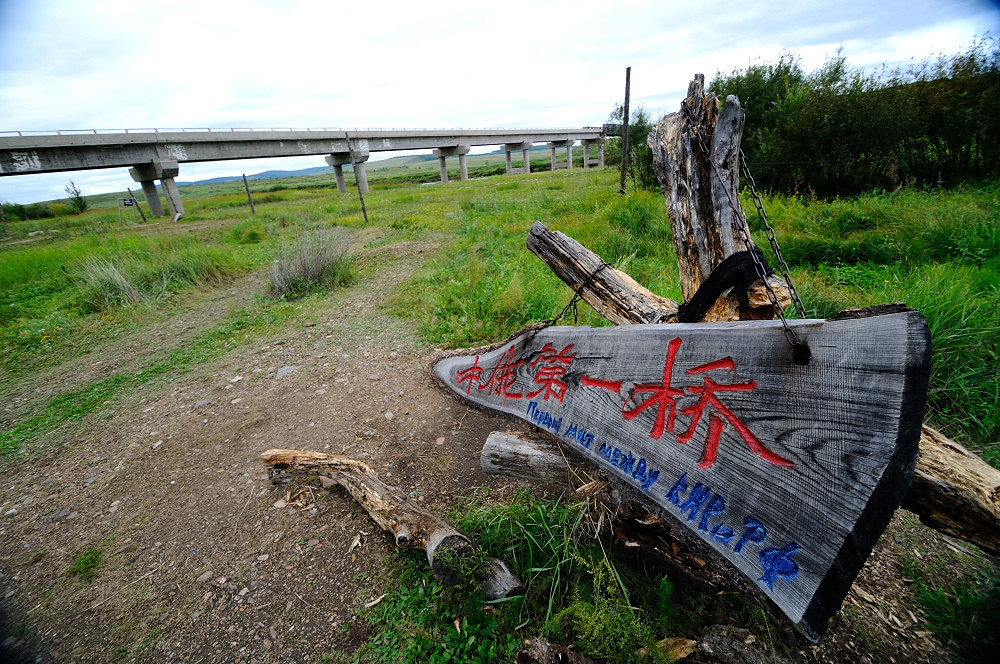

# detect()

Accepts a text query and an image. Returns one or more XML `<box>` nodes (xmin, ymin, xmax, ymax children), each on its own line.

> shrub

<box><xmin>79</xmin><ymin>258</ymin><xmax>140</xmax><ymax>311</ymax></box>
<box><xmin>268</xmin><ymin>230</ymin><xmax>354</xmax><ymax>299</ymax></box>
<box><xmin>231</xmin><ymin>220</ymin><xmax>268</xmax><ymax>244</ymax></box>
<box><xmin>64</xmin><ymin>180</ymin><xmax>88</xmax><ymax>213</ymax></box>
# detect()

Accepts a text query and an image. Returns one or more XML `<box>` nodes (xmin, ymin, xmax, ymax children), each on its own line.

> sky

<box><xmin>0</xmin><ymin>0</ymin><xmax>997</xmax><ymax>204</ymax></box>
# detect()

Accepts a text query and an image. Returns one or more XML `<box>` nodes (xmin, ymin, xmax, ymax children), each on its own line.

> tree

<box><xmin>64</xmin><ymin>180</ymin><xmax>88</xmax><ymax>213</ymax></box>
<box><xmin>605</xmin><ymin>104</ymin><xmax>658</xmax><ymax>191</ymax></box>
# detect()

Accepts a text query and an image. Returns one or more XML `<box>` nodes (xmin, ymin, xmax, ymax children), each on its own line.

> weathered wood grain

<box><xmin>260</xmin><ymin>448</ymin><xmax>522</xmax><ymax>599</ymax></box>
<box><xmin>434</xmin><ymin>312</ymin><xmax>931</xmax><ymax>639</ymax></box>
<box><xmin>527</xmin><ymin>219</ymin><xmax>1000</xmax><ymax>558</ymax></box>
<box><xmin>481</xmin><ymin>430</ymin><xmax>581</xmax><ymax>485</ymax></box>
<box><xmin>526</xmin><ymin>221</ymin><xmax>679</xmax><ymax>324</ymax></box>
<box><xmin>902</xmin><ymin>426</ymin><xmax>1000</xmax><ymax>556</ymax></box>
<box><xmin>645</xmin><ymin>74</ymin><xmax>790</xmax><ymax>320</ymax></box>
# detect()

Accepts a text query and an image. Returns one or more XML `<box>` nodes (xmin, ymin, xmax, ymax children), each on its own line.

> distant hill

<box><xmin>175</xmin><ymin>153</ymin><xmax>444</xmax><ymax>186</ymax></box>
<box><xmin>176</xmin><ymin>166</ymin><xmax>332</xmax><ymax>186</ymax></box>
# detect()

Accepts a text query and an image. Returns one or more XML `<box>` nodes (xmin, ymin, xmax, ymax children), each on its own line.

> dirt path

<box><xmin>0</xmin><ymin>235</ymin><xmax>990</xmax><ymax>663</ymax></box>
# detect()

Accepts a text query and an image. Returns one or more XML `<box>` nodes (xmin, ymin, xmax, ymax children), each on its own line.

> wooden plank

<box><xmin>433</xmin><ymin>311</ymin><xmax>931</xmax><ymax>640</ymax></box>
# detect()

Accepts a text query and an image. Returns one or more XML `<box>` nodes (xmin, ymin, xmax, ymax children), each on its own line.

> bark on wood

<box><xmin>481</xmin><ymin>430</ymin><xmax>584</xmax><ymax>485</ymax></box>
<box><xmin>526</xmin><ymin>220</ymin><xmax>679</xmax><ymax>324</ymax></box>
<box><xmin>645</xmin><ymin>73</ymin><xmax>790</xmax><ymax>321</ymax></box>
<box><xmin>902</xmin><ymin>426</ymin><xmax>1000</xmax><ymax>557</ymax></box>
<box><xmin>260</xmin><ymin>448</ymin><xmax>523</xmax><ymax>599</ymax></box>
<box><xmin>526</xmin><ymin>221</ymin><xmax>1000</xmax><ymax>558</ymax></box>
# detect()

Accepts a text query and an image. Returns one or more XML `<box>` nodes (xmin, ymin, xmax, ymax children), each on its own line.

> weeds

<box><xmin>269</xmin><ymin>230</ymin><xmax>355</xmax><ymax>299</ymax></box>
<box><xmin>361</xmin><ymin>489</ymin><xmax>783</xmax><ymax>663</ymax></box>
<box><xmin>67</xmin><ymin>549</ymin><xmax>103</xmax><ymax>581</ymax></box>
<box><xmin>905</xmin><ymin>558</ymin><xmax>1000</xmax><ymax>658</ymax></box>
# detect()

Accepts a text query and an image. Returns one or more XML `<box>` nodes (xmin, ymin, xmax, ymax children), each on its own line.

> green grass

<box><xmin>67</xmin><ymin>549</ymin><xmax>103</xmax><ymax>581</ymax></box>
<box><xmin>359</xmin><ymin>489</ymin><xmax>780</xmax><ymax>664</ymax></box>
<box><xmin>903</xmin><ymin>552</ymin><xmax>1000</xmax><ymax>658</ymax></box>
<box><xmin>3</xmin><ymin>167</ymin><xmax>999</xmax><ymax>465</ymax></box>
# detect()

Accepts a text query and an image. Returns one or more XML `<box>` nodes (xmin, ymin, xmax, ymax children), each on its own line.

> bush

<box><xmin>79</xmin><ymin>258</ymin><xmax>140</xmax><ymax>311</ymax></box>
<box><xmin>710</xmin><ymin>40</ymin><xmax>1000</xmax><ymax>196</ymax></box>
<box><xmin>64</xmin><ymin>180</ymin><xmax>88</xmax><ymax>213</ymax></box>
<box><xmin>231</xmin><ymin>220</ymin><xmax>268</xmax><ymax>244</ymax></box>
<box><xmin>268</xmin><ymin>230</ymin><xmax>354</xmax><ymax>299</ymax></box>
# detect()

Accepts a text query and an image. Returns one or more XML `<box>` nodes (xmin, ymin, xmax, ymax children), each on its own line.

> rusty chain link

<box><xmin>680</xmin><ymin>102</ymin><xmax>810</xmax><ymax>364</ymax></box>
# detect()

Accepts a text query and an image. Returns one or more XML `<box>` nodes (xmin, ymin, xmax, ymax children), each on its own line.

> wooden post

<box><xmin>126</xmin><ymin>187</ymin><xmax>147</xmax><ymax>223</ymax></box>
<box><xmin>242</xmin><ymin>174</ymin><xmax>256</xmax><ymax>215</ymax></box>
<box><xmin>345</xmin><ymin>132</ymin><xmax>369</xmax><ymax>225</ymax></box>
<box><xmin>619</xmin><ymin>66</ymin><xmax>631</xmax><ymax>195</ymax></box>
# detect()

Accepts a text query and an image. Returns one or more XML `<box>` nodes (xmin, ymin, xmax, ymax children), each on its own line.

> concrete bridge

<box><xmin>0</xmin><ymin>127</ymin><xmax>606</xmax><ymax>218</ymax></box>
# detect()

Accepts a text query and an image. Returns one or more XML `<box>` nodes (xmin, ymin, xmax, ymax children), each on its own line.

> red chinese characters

<box><xmin>583</xmin><ymin>337</ymin><xmax>792</xmax><ymax>470</ymax></box>
<box><xmin>526</xmin><ymin>342</ymin><xmax>575</xmax><ymax>403</ymax></box>
<box><xmin>455</xmin><ymin>343</ymin><xmax>575</xmax><ymax>406</ymax></box>
<box><xmin>454</xmin><ymin>335</ymin><xmax>790</xmax><ymax>471</ymax></box>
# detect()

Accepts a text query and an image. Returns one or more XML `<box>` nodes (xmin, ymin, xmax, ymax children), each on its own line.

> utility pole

<box><xmin>619</xmin><ymin>66</ymin><xmax>631</xmax><ymax>195</ymax></box>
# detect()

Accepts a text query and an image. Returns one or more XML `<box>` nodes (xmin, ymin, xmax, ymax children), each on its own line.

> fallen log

<box><xmin>524</xmin><ymin>221</ymin><xmax>679</xmax><ymax>324</ymax></box>
<box><xmin>260</xmin><ymin>448</ymin><xmax>523</xmax><ymax>599</ymax></box>
<box><xmin>526</xmin><ymin>221</ymin><xmax>1000</xmax><ymax>559</ymax></box>
<box><xmin>902</xmin><ymin>426</ymin><xmax>1000</xmax><ymax>556</ymax></box>
<box><xmin>481</xmin><ymin>430</ymin><xmax>584</xmax><ymax>485</ymax></box>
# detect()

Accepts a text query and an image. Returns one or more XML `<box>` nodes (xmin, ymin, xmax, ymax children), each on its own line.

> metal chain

<box><xmin>550</xmin><ymin>261</ymin><xmax>611</xmax><ymax>326</ymax></box>
<box><xmin>680</xmin><ymin>102</ymin><xmax>810</xmax><ymax>363</ymax></box>
<box><xmin>739</xmin><ymin>151</ymin><xmax>807</xmax><ymax>319</ymax></box>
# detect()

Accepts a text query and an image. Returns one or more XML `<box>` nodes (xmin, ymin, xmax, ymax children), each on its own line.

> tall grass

<box><xmin>360</xmin><ymin>489</ymin><xmax>774</xmax><ymax>664</ymax></box>
<box><xmin>1</xmin><ymin>232</ymin><xmax>251</xmax><ymax>369</ymax></box>
<box><xmin>268</xmin><ymin>229</ymin><xmax>355</xmax><ymax>299</ymax></box>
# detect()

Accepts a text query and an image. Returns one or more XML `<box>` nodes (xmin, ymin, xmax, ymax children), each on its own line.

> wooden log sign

<box><xmin>433</xmin><ymin>310</ymin><xmax>930</xmax><ymax>640</ymax></box>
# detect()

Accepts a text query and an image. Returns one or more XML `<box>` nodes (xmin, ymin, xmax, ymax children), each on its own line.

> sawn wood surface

<box><xmin>433</xmin><ymin>311</ymin><xmax>931</xmax><ymax>639</ymax></box>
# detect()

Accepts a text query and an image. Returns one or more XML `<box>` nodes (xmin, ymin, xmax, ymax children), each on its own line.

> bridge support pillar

<box><xmin>546</xmin><ymin>140</ymin><xmax>575</xmax><ymax>171</ymax></box>
<box><xmin>161</xmin><ymin>177</ymin><xmax>184</xmax><ymax>219</ymax></box>
<box><xmin>432</xmin><ymin>146</ymin><xmax>470</xmax><ymax>183</ymax></box>
<box><xmin>325</xmin><ymin>149</ymin><xmax>370</xmax><ymax>193</ymax></box>
<box><xmin>581</xmin><ymin>139</ymin><xmax>604</xmax><ymax>168</ymax></box>
<box><xmin>136</xmin><ymin>178</ymin><xmax>164</xmax><ymax>217</ymax></box>
<box><xmin>503</xmin><ymin>143</ymin><xmax>532</xmax><ymax>175</ymax></box>
<box><xmin>129</xmin><ymin>160</ymin><xmax>182</xmax><ymax>219</ymax></box>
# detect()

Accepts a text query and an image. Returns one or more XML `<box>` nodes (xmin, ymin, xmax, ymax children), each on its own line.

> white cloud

<box><xmin>1</xmin><ymin>0</ymin><xmax>996</xmax><ymax>202</ymax></box>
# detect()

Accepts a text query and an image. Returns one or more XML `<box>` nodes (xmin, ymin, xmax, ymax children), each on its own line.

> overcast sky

<box><xmin>1</xmin><ymin>0</ymin><xmax>997</xmax><ymax>204</ymax></box>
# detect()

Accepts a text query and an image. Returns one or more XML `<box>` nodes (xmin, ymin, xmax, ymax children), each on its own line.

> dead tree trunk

<box><xmin>261</xmin><ymin>449</ymin><xmax>523</xmax><ymax>599</ymax></box>
<box><xmin>646</xmin><ymin>73</ymin><xmax>791</xmax><ymax>321</ymax></box>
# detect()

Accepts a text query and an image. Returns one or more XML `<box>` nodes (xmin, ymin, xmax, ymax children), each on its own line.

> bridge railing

<box><xmin>0</xmin><ymin>126</ymin><xmax>603</xmax><ymax>138</ymax></box>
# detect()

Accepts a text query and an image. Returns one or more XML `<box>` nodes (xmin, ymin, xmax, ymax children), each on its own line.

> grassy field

<box><xmin>3</xmin><ymin>166</ymin><xmax>997</xmax><ymax>460</ymax></box>
<box><xmin>2</xmin><ymin>164</ymin><xmax>998</xmax><ymax>661</ymax></box>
